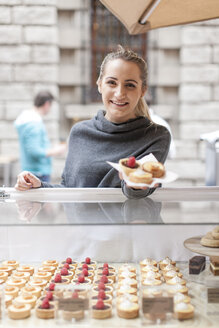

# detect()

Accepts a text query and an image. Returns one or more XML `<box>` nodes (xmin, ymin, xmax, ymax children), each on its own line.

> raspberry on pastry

<box><xmin>119</xmin><ymin>157</ymin><xmax>140</xmax><ymax>176</ymax></box>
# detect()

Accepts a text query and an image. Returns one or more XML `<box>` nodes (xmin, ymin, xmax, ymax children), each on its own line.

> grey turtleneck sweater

<box><xmin>42</xmin><ymin>110</ymin><xmax>170</xmax><ymax>198</ymax></box>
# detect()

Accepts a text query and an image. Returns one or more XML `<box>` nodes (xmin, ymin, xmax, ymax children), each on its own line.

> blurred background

<box><xmin>0</xmin><ymin>0</ymin><xmax>219</xmax><ymax>187</ymax></box>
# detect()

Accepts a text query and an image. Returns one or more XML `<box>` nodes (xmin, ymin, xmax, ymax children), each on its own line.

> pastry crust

<box><xmin>8</xmin><ymin>303</ymin><xmax>31</xmax><ymax>320</ymax></box>
<box><xmin>5</xmin><ymin>286</ymin><xmax>19</xmax><ymax>298</ymax></box>
<box><xmin>38</xmin><ymin>266</ymin><xmax>56</xmax><ymax>275</ymax></box>
<box><xmin>5</xmin><ymin>295</ymin><xmax>13</xmax><ymax>308</ymax></box>
<box><xmin>117</xmin><ymin>301</ymin><xmax>139</xmax><ymax>319</ymax></box>
<box><xmin>129</xmin><ymin>170</ymin><xmax>153</xmax><ymax>184</ymax></box>
<box><xmin>29</xmin><ymin>278</ymin><xmax>48</xmax><ymax>289</ymax></box>
<box><xmin>34</xmin><ymin>271</ymin><xmax>52</xmax><ymax>282</ymax></box>
<box><xmin>92</xmin><ymin>304</ymin><xmax>112</xmax><ymax>319</ymax></box>
<box><xmin>6</xmin><ymin>278</ymin><xmax>26</xmax><ymax>289</ymax></box>
<box><xmin>174</xmin><ymin>303</ymin><xmax>194</xmax><ymax>320</ymax></box>
<box><xmin>2</xmin><ymin>260</ymin><xmax>19</xmax><ymax>269</ymax></box>
<box><xmin>201</xmin><ymin>232</ymin><xmax>219</xmax><ymax>247</ymax></box>
<box><xmin>12</xmin><ymin>271</ymin><xmax>30</xmax><ymax>282</ymax></box>
<box><xmin>212</xmin><ymin>226</ymin><xmax>219</xmax><ymax>239</ymax></box>
<box><xmin>42</xmin><ymin>260</ymin><xmax>58</xmax><ymax>268</ymax></box>
<box><xmin>14</xmin><ymin>294</ymin><xmax>37</xmax><ymax>308</ymax></box>
<box><xmin>62</xmin><ymin>309</ymin><xmax>84</xmax><ymax>321</ymax></box>
<box><xmin>21</xmin><ymin>285</ymin><xmax>42</xmax><ymax>298</ymax></box>
<box><xmin>119</xmin><ymin>158</ymin><xmax>140</xmax><ymax>176</ymax></box>
<box><xmin>36</xmin><ymin>304</ymin><xmax>55</xmax><ymax>319</ymax></box>
<box><xmin>0</xmin><ymin>265</ymin><xmax>14</xmax><ymax>275</ymax></box>
<box><xmin>0</xmin><ymin>271</ymin><xmax>8</xmax><ymax>282</ymax></box>
<box><xmin>17</xmin><ymin>266</ymin><xmax>34</xmax><ymax>276</ymax></box>
<box><xmin>142</xmin><ymin>161</ymin><xmax>165</xmax><ymax>178</ymax></box>
<box><xmin>140</xmin><ymin>258</ymin><xmax>157</xmax><ymax>267</ymax></box>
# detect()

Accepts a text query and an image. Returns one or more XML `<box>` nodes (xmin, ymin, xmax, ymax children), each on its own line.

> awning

<box><xmin>100</xmin><ymin>0</ymin><xmax>219</xmax><ymax>34</ymax></box>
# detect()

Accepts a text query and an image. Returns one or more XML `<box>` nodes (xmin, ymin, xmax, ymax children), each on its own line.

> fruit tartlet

<box><xmin>92</xmin><ymin>282</ymin><xmax>113</xmax><ymax>296</ymax></box>
<box><xmin>80</xmin><ymin>257</ymin><xmax>96</xmax><ymax>268</ymax></box>
<box><xmin>93</xmin><ymin>275</ymin><xmax>114</xmax><ymax>287</ymax></box>
<box><xmin>72</xmin><ymin>274</ymin><xmax>91</xmax><ymax>286</ymax></box>
<box><xmin>58</xmin><ymin>262</ymin><xmax>76</xmax><ymax>273</ymax></box>
<box><xmin>97</xmin><ymin>268</ymin><xmax>116</xmax><ymax>282</ymax></box>
<box><xmin>8</xmin><ymin>302</ymin><xmax>31</xmax><ymax>320</ymax></box>
<box><xmin>92</xmin><ymin>299</ymin><xmax>112</xmax><ymax>319</ymax></box>
<box><xmin>60</xmin><ymin>257</ymin><xmax>77</xmax><ymax>268</ymax></box>
<box><xmin>57</xmin><ymin>267</ymin><xmax>74</xmax><ymax>280</ymax></box>
<box><xmin>16</xmin><ymin>265</ymin><xmax>34</xmax><ymax>276</ymax></box>
<box><xmin>36</xmin><ymin>298</ymin><xmax>55</xmax><ymax>319</ymax></box>
<box><xmin>76</xmin><ymin>268</ymin><xmax>94</xmax><ymax>281</ymax></box>
<box><xmin>97</xmin><ymin>263</ymin><xmax>116</xmax><ymax>272</ymax></box>
<box><xmin>62</xmin><ymin>291</ymin><xmax>85</xmax><ymax>321</ymax></box>
<box><xmin>91</xmin><ymin>290</ymin><xmax>113</xmax><ymax>305</ymax></box>
<box><xmin>39</xmin><ymin>291</ymin><xmax>58</xmax><ymax>304</ymax></box>
<box><xmin>119</xmin><ymin>156</ymin><xmax>140</xmax><ymax>176</ymax></box>
<box><xmin>51</xmin><ymin>273</ymin><xmax>70</xmax><ymax>285</ymax></box>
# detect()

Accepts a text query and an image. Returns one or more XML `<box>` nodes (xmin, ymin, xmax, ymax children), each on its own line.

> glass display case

<box><xmin>0</xmin><ymin>186</ymin><xmax>219</xmax><ymax>327</ymax></box>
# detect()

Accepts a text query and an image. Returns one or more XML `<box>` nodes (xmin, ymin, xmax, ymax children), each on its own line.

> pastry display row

<box><xmin>0</xmin><ymin>254</ymin><xmax>218</xmax><ymax>326</ymax></box>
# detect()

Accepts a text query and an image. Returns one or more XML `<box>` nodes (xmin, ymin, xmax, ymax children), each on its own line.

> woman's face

<box><xmin>98</xmin><ymin>59</ymin><xmax>146</xmax><ymax>123</ymax></box>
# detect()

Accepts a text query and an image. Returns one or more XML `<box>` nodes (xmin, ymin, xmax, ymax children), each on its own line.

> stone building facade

<box><xmin>0</xmin><ymin>0</ymin><xmax>219</xmax><ymax>187</ymax></box>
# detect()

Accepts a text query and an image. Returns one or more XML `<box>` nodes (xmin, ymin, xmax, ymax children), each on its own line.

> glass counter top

<box><xmin>0</xmin><ymin>187</ymin><xmax>219</xmax><ymax>226</ymax></box>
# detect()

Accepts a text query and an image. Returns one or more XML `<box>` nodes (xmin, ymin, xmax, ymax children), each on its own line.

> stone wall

<box><xmin>0</xmin><ymin>1</ymin><xmax>219</xmax><ymax>187</ymax></box>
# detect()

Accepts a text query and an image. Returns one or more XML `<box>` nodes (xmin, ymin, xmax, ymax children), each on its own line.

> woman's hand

<box><xmin>15</xmin><ymin>171</ymin><xmax>41</xmax><ymax>191</ymax></box>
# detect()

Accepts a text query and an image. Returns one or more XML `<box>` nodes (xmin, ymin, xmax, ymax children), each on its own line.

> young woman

<box><xmin>15</xmin><ymin>46</ymin><xmax>170</xmax><ymax>199</ymax></box>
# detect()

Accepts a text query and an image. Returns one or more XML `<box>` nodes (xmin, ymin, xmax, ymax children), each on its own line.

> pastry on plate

<box><xmin>119</xmin><ymin>156</ymin><xmax>140</xmax><ymax>176</ymax></box>
<box><xmin>129</xmin><ymin>170</ymin><xmax>153</xmax><ymax>184</ymax></box>
<box><xmin>201</xmin><ymin>231</ymin><xmax>219</xmax><ymax>248</ymax></box>
<box><xmin>142</xmin><ymin>161</ymin><xmax>165</xmax><ymax>178</ymax></box>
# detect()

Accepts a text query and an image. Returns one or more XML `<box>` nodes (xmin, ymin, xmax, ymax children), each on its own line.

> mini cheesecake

<box><xmin>174</xmin><ymin>302</ymin><xmax>194</xmax><ymax>320</ymax></box>
<box><xmin>117</xmin><ymin>300</ymin><xmax>139</xmax><ymax>319</ymax></box>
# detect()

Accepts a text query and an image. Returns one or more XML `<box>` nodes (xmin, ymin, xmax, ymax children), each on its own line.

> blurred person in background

<box><xmin>14</xmin><ymin>90</ymin><xmax>66</xmax><ymax>182</ymax></box>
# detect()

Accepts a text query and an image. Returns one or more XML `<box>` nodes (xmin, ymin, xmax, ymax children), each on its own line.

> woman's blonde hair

<box><xmin>97</xmin><ymin>45</ymin><xmax>151</xmax><ymax>119</ymax></box>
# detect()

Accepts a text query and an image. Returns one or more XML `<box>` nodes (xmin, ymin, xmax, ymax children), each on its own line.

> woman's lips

<box><xmin>110</xmin><ymin>100</ymin><xmax>128</xmax><ymax>107</ymax></box>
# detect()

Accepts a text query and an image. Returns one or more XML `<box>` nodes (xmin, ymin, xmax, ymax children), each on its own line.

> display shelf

<box><xmin>184</xmin><ymin>236</ymin><xmax>219</xmax><ymax>257</ymax></box>
<box><xmin>1</xmin><ymin>262</ymin><xmax>219</xmax><ymax>327</ymax></box>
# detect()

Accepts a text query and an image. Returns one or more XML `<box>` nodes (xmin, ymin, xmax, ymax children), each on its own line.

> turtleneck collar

<box><xmin>93</xmin><ymin>110</ymin><xmax>151</xmax><ymax>133</ymax></box>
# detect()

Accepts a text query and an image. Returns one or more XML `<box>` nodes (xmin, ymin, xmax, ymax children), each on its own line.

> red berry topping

<box><xmin>66</xmin><ymin>257</ymin><xmax>72</xmax><ymax>264</ymax></box>
<box><xmin>85</xmin><ymin>257</ymin><xmax>91</xmax><ymax>264</ymax></box>
<box><xmin>127</xmin><ymin>156</ymin><xmax>136</xmax><ymax>168</ymax></box>
<box><xmin>96</xmin><ymin>299</ymin><xmax>104</xmax><ymax>309</ymax></box>
<box><xmin>102</xmin><ymin>268</ymin><xmax>109</xmax><ymax>276</ymax></box>
<box><xmin>103</xmin><ymin>263</ymin><xmax>108</xmax><ymax>268</ymax></box>
<box><xmin>100</xmin><ymin>275</ymin><xmax>108</xmax><ymax>283</ymax></box>
<box><xmin>54</xmin><ymin>273</ymin><xmax>62</xmax><ymax>283</ymax></box>
<box><xmin>42</xmin><ymin>298</ymin><xmax>50</xmax><ymax>309</ymax></box>
<box><xmin>98</xmin><ymin>290</ymin><xmax>106</xmax><ymax>299</ymax></box>
<box><xmin>82</xmin><ymin>263</ymin><xmax>88</xmax><ymax>270</ymax></box>
<box><xmin>98</xmin><ymin>282</ymin><xmax>105</xmax><ymax>290</ymax></box>
<box><xmin>63</xmin><ymin>263</ymin><xmax>70</xmax><ymax>269</ymax></box>
<box><xmin>78</xmin><ymin>275</ymin><xmax>85</xmax><ymax>283</ymax></box>
<box><xmin>60</xmin><ymin>268</ymin><xmax>68</xmax><ymax>276</ymax></box>
<box><xmin>82</xmin><ymin>268</ymin><xmax>88</xmax><ymax>276</ymax></box>
<box><xmin>46</xmin><ymin>291</ymin><xmax>53</xmax><ymax>301</ymax></box>
<box><xmin>72</xmin><ymin>291</ymin><xmax>78</xmax><ymax>298</ymax></box>
<box><xmin>48</xmin><ymin>283</ymin><xmax>55</xmax><ymax>291</ymax></box>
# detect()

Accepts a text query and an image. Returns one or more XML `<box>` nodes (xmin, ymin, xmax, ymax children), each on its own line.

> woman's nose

<box><xmin>115</xmin><ymin>85</ymin><xmax>125</xmax><ymax>98</ymax></box>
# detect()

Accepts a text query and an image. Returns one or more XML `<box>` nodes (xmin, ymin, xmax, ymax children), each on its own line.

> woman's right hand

<box><xmin>15</xmin><ymin>171</ymin><xmax>41</xmax><ymax>191</ymax></box>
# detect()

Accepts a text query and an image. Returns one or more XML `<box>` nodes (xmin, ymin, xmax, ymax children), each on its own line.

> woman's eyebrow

<box><xmin>105</xmin><ymin>77</ymin><xmax>138</xmax><ymax>84</ymax></box>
